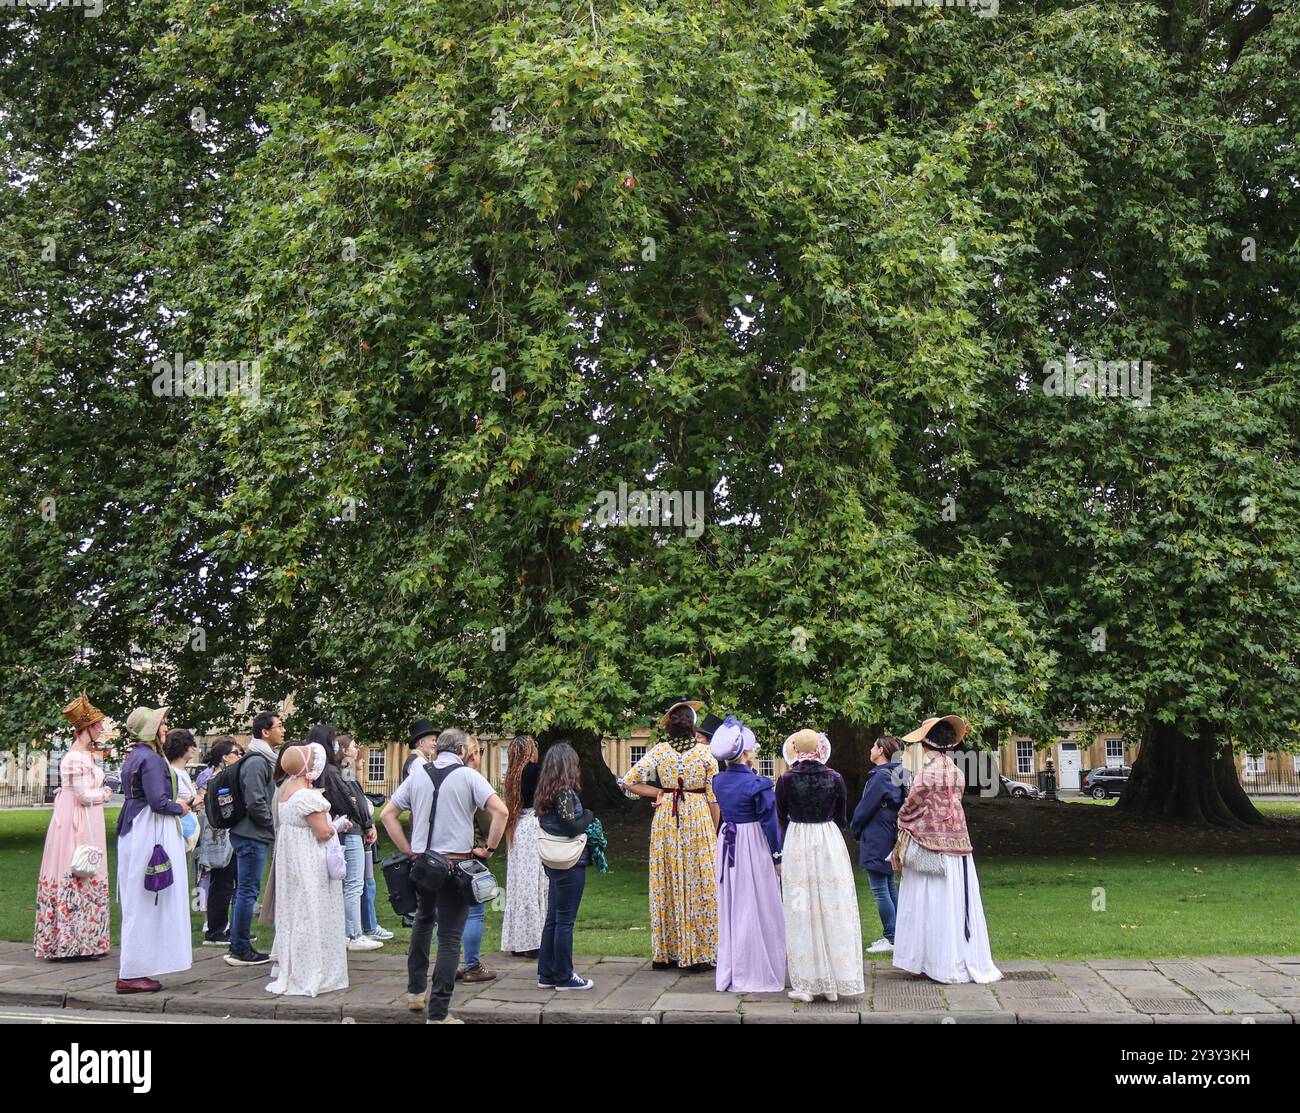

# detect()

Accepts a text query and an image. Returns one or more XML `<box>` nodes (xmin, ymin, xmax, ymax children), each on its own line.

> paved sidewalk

<box><xmin>1</xmin><ymin>942</ymin><xmax>1297</xmax><ymax>1023</ymax></box>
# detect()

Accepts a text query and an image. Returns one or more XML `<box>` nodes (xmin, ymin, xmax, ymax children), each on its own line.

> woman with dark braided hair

<box><xmin>623</xmin><ymin>701</ymin><xmax>720</xmax><ymax>971</ymax></box>
<box><xmin>501</xmin><ymin>734</ymin><xmax>546</xmax><ymax>957</ymax></box>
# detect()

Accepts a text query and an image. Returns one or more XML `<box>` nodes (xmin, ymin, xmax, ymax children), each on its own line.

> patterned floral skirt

<box><xmin>34</xmin><ymin>874</ymin><xmax>110</xmax><ymax>960</ymax></box>
<box><xmin>647</xmin><ymin>795</ymin><xmax>718</xmax><ymax>966</ymax></box>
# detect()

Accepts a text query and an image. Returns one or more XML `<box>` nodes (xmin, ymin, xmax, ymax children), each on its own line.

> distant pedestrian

<box><xmin>849</xmin><ymin>735</ymin><xmax>906</xmax><ymax>955</ymax></box>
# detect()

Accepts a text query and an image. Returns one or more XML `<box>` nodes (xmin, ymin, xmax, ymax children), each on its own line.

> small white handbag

<box><xmin>536</xmin><ymin>830</ymin><xmax>587</xmax><ymax>870</ymax></box>
<box><xmin>70</xmin><ymin>844</ymin><xmax>104</xmax><ymax>879</ymax></box>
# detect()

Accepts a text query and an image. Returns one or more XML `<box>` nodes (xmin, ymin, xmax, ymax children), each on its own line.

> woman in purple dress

<box><xmin>710</xmin><ymin>717</ymin><xmax>785</xmax><ymax>993</ymax></box>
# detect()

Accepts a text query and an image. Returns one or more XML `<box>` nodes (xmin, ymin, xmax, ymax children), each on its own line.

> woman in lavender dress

<box><xmin>710</xmin><ymin>717</ymin><xmax>785</xmax><ymax>993</ymax></box>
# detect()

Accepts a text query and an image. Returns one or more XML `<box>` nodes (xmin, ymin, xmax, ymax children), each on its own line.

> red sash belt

<box><xmin>664</xmin><ymin>776</ymin><xmax>706</xmax><ymax>824</ymax></box>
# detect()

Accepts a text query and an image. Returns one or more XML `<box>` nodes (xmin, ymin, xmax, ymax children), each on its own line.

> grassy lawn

<box><xmin>1064</xmin><ymin>797</ymin><xmax>1300</xmax><ymax>817</ymax></box>
<box><xmin>2</xmin><ymin>808</ymin><xmax>1297</xmax><ymax>962</ymax></box>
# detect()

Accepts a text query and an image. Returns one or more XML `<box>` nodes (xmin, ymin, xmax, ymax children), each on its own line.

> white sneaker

<box><xmin>787</xmin><ymin>990</ymin><xmax>814</xmax><ymax>1003</ymax></box>
<box><xmin>867</xmin><ymin>938</ymin><xmax>894</xmax><ymax>954</ymax></box>
<box><xmin>347</xmin><ymin>936</ymin><xmax>384</xmax><ymax>951</ymax></box>
<box><xmin>427</xmin><ymin>1015</ymin><xmax>464</xmax><ymax>1024</ymax></box>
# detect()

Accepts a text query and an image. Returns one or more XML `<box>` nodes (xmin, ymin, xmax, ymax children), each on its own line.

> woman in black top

<box><xmin>305</xmin><ymin>723</ymin><xmax>377</xmax><ymax>951</ymax></box>
<box><xmin>501</xmin><ymin>735</ymin><xmax>546</xmax><ymax>957</ymax></box>
<box><xmin>533</xmin><ymin>742</ymin><xmax>596</xmax><ymax>992</ymax></box>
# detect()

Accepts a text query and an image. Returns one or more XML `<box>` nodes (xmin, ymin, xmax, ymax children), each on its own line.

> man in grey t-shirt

<box><xmin>381</xmin><ymin>728</ymin><xmax>507</xmax><ymax>1024</ymax></box>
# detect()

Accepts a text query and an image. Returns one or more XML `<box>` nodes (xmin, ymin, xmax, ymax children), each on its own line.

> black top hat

<box><xmin>697</xmin><ymin>713</ymin><xmax>725</xmax><ymax>740</ymax></box>
<box><xmin>407</xmin><ymin>719</ymin><xmax>437</xmax><ymax>748</ymax></box>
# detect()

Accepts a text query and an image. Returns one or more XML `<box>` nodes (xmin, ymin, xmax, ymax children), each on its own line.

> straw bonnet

<box><xmin>657</xmin><ymin>699</ymin><xmax>703</xmax><ymax>730</ymax></box>
<box><xmin>782</xmin><ymin>728</ymin><xmax>832</xmax><ymax>766</ymax></box>
<box><xmin>901</xmin><ymin>715</ymin><xmax>971</xmax><ymax>750</ymax></box>
<box><xmin>125</xmin><ymin>705</ymin><xmax>170</xmax><ymax>743</ymax></box>
<box><xmin>710</xmin><ymin>716</ymin><xmax>758</xmax><ymax>763</ymax></box>
<box><xmin>61</xmin><ymin>692</ymin><xmax>105</xmax><ymax>734</ymax></box>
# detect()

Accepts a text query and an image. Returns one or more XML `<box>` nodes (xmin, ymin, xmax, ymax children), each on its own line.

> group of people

<box><xmin>620</xmin><ymin>702</ymin><xmax>1001</xmax><ymax>1000</ymax></box>
<box><xmin>34</xmin><ymin>698</ymin><xmax>397</xmax><ymax>996</ymax></box>
<box><xmin>35</xmin><ymin>691</ymin><xmax>999</xmax><ymax>1020</ymax></box>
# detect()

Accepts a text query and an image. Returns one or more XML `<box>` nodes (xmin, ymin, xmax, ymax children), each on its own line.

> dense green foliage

<box><xmin>4</xmin><ymin>3</ymin><xmax>1298</xmax><ymax>822</ymax></box>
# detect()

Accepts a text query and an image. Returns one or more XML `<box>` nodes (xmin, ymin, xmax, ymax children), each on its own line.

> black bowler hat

<box><xmin>697</xmin><ymin>714</ymin><xmax>725</xmax><ymax>739</ymax></box>
<box><xmin>408</xmin><ymin>719</ymin><xmax>437</xmax><ymax>748</ymax></box>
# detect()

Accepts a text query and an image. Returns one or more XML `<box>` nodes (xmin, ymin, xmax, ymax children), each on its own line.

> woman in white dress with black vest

<box><xmin>267</xmin><ymin>743</ymin><xmax>348</xmax><ymax>997</ymax></box>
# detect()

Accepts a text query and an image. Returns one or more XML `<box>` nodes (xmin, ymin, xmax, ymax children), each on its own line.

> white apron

<box><xmin>117</xmin><ymin>808</ymin><xmax>194</xmax><ymax>980</ymax></box>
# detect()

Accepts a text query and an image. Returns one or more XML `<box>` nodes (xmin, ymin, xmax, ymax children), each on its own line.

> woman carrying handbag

<box><xmin>534</xmin><ymin>742</ymin><xmax>597</xmax><ymax>992</ymax></box>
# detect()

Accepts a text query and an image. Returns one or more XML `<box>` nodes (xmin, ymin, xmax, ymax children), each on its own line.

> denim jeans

<box><xmin>867</xmin><ymin>868</ymin><xmax>899</xmax><ymax>943</ymax></box>
<box><xmin>462</xmin><ymin>899</ymin><xmax>485</xmax><ymax>968</ymax></box>
<box><xmin>342</xmin><ymin>832</ymin><xmax>365</xmax><ymax>938</ymax></box>
<box><xmin>538</xmin><ymin>861</ymin><xmax>587</xmax><ymax>986</ymax></box>
<box><xmin>358</xmin><ymin>858</ymin><xmax>379</xmax><ymax>936</ymax></box>
<box><xmin>407</xmin><ymin>881</ymin><xmax>471</xmax><ymax>1021</ymax></box>
<box><xmin>229</xmin><ymin>834</ymin><xmax>269</xmax><ymax>954</ymax></box>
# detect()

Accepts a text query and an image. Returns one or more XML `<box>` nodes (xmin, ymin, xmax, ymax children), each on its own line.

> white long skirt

<box><xmin>781</xmin><ymin>822</ymin><xmax>865</xmax><ymax>997</ymax></box>
<box><xmin>893</xmin><ymin>851</ymin><xmax>1001</xmax><ymax>983</ymax></box>
<box><xmin>117</xmin><ymin>811</ymin><xmax>194</xmax><ymax>980</ymax></box>
<box><xmin>501</xmin><ymin>810</ymin><xmax>547</xmax><ymax>952</ymax></box>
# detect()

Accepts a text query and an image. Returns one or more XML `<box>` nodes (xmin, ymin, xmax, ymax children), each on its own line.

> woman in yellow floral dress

<box><xmin>623</xmin><ymin>703</ymin><xmax>720</xmax><ymax>970</ymax></box>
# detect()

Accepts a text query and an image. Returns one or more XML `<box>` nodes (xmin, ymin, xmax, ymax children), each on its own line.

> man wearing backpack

<box><xmin>225</xmin><ymin>711</ymin><xmax>283</xmax><ymax>967</ymax></box>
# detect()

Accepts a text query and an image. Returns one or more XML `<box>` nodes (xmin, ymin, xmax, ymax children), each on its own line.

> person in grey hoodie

<box><xmin>225</xmin><ymin>711</ymin><xmax>283</xmax><ymax>966</ymax></box>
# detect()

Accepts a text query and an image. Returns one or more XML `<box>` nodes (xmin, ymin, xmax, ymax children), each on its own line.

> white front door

<box><xmin>1058</xmin><ymin>742</ymin><xmax>1081</xmax><ymax>790</ymax></box>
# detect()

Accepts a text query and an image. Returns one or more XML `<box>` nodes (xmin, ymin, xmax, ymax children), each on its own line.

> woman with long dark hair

<box><xmin>533</xmin><ymin>742</ymin><xmax>596</xmax><ymax>992</ymax></box>
<box><xmin>196</xmin><ymin>739</ymin><xmax>241</xmax><ymax>945</ymax></box>
<box><xmin>306</xmin><ymin>722</ymin><xmax>378</xmax><ymax>951</ymax></box>
<box><xmin>500</xmin><ymin>734</ymin><xmax>546</xmax><ymax>957</ymax></box>
<box><xmin>623</xmin><ymin>701</ymin><xmax>720</xmax><ymax>970</ymax></box>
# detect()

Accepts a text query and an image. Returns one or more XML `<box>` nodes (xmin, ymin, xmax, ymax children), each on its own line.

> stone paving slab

<box><xmin>1</xmin><ymin>946</ymin><xmax>1298</xmax><ymax>1023</ymax></box>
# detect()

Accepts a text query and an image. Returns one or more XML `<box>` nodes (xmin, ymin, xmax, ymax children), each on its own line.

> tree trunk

<box><xmin>1115</xmin><ymin>720</ymin><xmax>1265</xmax><ymax>827</ymax></box>
<box><xmin>537</xmin><ymin>726</ymin><xmax>630</xmax><ymax>810</ymax></box>
<box><xmin>827</xmin><ymin>719</ymin><xmax>883</xmax><ymax>808</ymax></box>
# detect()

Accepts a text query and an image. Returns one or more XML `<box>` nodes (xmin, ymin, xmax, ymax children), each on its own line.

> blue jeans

<box><xmin>538</xmin><ymin>861</ymin><xmax>587</xmax><ymax>986</ymax></box>
<box><xmin>342</xmin><ymin>832</ymin><xmax>364</xmax><ymax>938</ymax></box>
<box><xmin>462</xmin><ymin>899</ymin><xmax>485</xmax><ymax>968</ymax></box>
<box><xmin>867</xmin><ymin>868</ymin><xmax>899</xmax><ymax>943</ymax></box>
<box><xmin>361</xmin><ymin>866</ymin><xmax>378</xmax><ymax>934</ymax></box>
<box><xmin>230</xmin><ymin>834</ymin><xmax>269</xmax><ymax>955</ymax></box>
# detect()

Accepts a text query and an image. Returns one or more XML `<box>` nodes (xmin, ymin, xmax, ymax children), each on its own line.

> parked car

<box><xmin>1081</xmin><ymin>766</ymin><xmax>1131</xmax><ymax>799</ymax></box>
<box><xmin>1000</xmin><ymin>774</ymin><xmax>1041</xmax><ymax>799</ymax></box>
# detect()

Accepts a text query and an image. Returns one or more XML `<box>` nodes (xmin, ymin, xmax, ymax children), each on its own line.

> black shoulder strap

<box><xmin>422</xmin><ymin>763</ymin><xmax>460</xmax><ymax>850</ymax></box>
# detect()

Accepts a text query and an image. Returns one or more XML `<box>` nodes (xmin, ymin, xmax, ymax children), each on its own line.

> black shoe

<box><xmin>512</xmin><ymin>949</ymin><xmax>541</xmax><ymax>959</ymax></box>
<box><xmin>224</xmin><ymin>948</ymin><xmax>271</xmax><ymax>967</ymax></box>
<box><xmin>652</xmin><ymin>961</ymin><xmax>675</xmax><ymax>971</ymax></box>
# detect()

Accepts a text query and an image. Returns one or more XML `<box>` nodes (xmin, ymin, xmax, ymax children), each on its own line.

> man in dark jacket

<box><xmin>225</xmin><ymin>711</ymin><xmax>282</xmax><ymax>966</ymax></box>
<box><xmin>849</xmin><ymin>735</ymin><xmax>907</xmax><ymax>954</ymax></box>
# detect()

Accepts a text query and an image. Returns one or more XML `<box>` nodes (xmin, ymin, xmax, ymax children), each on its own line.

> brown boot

<box><xmin>459</xmin><ymin>962</ymin><xmax>497</xmax><ymax>984</ymax></box>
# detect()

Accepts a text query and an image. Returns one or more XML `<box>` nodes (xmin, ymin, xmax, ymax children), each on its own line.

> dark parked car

<box><xmin>1081</xmin><ymin>766</ymin><xmax>1131</xmax><ymax>799</ymax></box>
<box><xmin>1000</xmin><ymin>775</ymin><xmax>1041</xmax><ymax>799</ymax></box>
